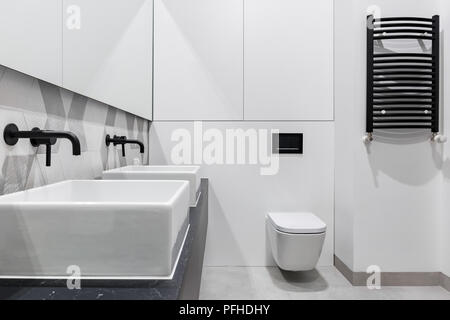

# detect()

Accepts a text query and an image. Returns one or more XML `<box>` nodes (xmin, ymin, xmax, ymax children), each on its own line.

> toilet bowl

<box><xmin>267</xmin><ymin>212</ymin><xmax>326</xmax><ymax>271</ymax></box>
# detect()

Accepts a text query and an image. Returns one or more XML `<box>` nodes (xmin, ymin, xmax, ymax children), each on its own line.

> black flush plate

<box><xmin>272</xmin><ymin>133</ymin><xmax>303</xmax><ymax>154</ymax></box>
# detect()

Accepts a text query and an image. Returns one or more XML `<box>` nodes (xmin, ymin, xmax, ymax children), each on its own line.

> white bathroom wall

<box><xmin>335</xmin><ymin>0</ymin><xmax>443</xmax><ymax>272</ymax></box>
<box><xmin>439</xmin><ymin>0</ymin><xmax>450</xmax><ymax>278</ymax></box>
<box><xmin>148</xmin><ymin>122</ymin><xmax>335</xmax><ymax>266</ymax></box>
<box><xmin>334</xmin><ymin>0</ymin><xmax>357</xmax><ymax>269</ymax></box>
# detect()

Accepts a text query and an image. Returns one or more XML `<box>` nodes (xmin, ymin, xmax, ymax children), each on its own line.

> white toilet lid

<box><xmin>268</xmin><ymin>212</ymin><xmax>326</xmax><ymax>234</ymax></box>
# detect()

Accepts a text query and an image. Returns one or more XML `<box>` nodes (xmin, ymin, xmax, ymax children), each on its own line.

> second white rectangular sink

<box><xmin>102</xmin><ymin>165</ymin><xmax>201</xmax><ymax>206</ymax></box>
<box><xmin>0</xmin><ymin>180</ymin><xmax>190</xmax><ymax>279</ymax></box>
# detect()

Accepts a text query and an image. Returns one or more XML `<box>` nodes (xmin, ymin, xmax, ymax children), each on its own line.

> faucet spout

<box><xmin>125</xmin><ymin>139</ymin><xmax>145</xmax><ymax>154</ymax></box>
<box><xmin>40</xmin><ymin>130</ymin><xmax>81</xmax><ymax>155</ymax></box>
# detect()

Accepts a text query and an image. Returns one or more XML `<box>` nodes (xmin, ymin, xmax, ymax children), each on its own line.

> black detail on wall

<box><xmin>272</xmin><ymin>133</ymin><xmax>303</xmax><ymax>154</ymax></box>
<box><xmin>3</xmin><ymin>123</ymin><xmax>81</xmax><ymax>167</ymax></box>
<box><xmin>105</xmin><ymin>134</ymin><xmax>145</xmax><ymax>157</ymax></box>
<box><xmin>366</xmin><ymin>15</ymin><xmax>440</xmax><ymax>133</ymax></box>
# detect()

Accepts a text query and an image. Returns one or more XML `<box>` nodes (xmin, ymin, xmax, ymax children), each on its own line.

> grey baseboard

<box><xmin>441</xmin><ymin>272</ymin><xmax>450</xmax><ymax>292</ymax></box>
<box><xmin>333</xmin><ymin>255</ymin><xmax>355</xmax><ymax>284</ymax></box>
<box><xmin>334</xmin><ymin>255</ymin><xmax>449</xmax><ymax>291</ymax></box>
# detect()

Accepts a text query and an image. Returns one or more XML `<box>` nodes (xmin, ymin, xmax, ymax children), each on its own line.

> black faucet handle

<box><xmin>45</xmin><ymin>143</ymin><xmax>52</xmax><ymax>167</ymax></box>
<box><xmin>30</xmin><ymin>128</ymin><xmax>57</xmax><ymax>147</ymax></box>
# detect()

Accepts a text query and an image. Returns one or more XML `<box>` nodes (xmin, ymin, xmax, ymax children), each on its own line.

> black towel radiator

<box><xmin>365</xmin><ymin>15</ymin><xmax>446</xmax><ymax>143</ymax></box>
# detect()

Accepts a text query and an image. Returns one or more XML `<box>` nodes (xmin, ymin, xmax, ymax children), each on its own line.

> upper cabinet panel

<box><xmin>244</xmin><ymin>0</ymin><xmax>334</xmax><ymax>121</ymax></box>
<box><xmin>0</xmin><ymin>0</ymin><xmax>62</xmax><ymax>86</ymax></box>
<box><xmin>154</xmin><ymin>0</ymin><xmax>243</xmax><ymax>121</ymax></box>
<box><xmin>63</xmin><ymin>0</ymin><xmax>153</xmax><ymax>120</ymax></box>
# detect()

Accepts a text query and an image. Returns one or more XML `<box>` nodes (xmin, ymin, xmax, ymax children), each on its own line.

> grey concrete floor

<box><xmin>200</xmin><ymin>266</ymin><xmax>450</xmax><ymax>300</ymax></box>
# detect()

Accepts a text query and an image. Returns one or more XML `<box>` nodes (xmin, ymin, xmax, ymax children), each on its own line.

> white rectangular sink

<box><xmin>0</xmin><ymin>180</ymin><xmax>190</xmax><ymax>279</ymax></box>
<box><xmin>102</xmin><ymin>165</ymin><xmax>201</xmax><ymax>207</ymax></box>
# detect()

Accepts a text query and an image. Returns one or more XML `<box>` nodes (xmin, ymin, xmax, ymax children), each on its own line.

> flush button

<box><xmin>272</xmin><ymin>133</ymin><xmax>303</xmax><ymax>154</ymax></box>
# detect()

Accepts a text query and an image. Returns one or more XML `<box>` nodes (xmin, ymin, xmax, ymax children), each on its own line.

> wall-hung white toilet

<box><xmin>267</xmin><ymin>212</ymin><xmax>326</xmax><ymax>271</ymax></box>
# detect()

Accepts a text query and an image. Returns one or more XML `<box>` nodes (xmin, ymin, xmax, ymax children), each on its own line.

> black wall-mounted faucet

<box><xmin>3</xmin><ymin>123</ymin><xmax>81</xmax><ymax>167</ymax></box>
<box><xmin>105</xmin><ymin>135</ymin><xmax>145</xmax><ymax>157</ymax></box>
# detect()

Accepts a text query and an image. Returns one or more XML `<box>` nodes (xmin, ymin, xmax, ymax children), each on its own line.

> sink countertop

<box><xmin>0</xmin><ymin>179</ymin><xmax>209</xmax><ymax>300</ymax></box>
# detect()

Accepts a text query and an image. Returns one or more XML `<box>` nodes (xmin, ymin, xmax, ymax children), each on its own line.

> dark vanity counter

<box><xmin>0</xmin><ymin>179</ymin><xmax>209</xmax><ymax>300</ymax></box>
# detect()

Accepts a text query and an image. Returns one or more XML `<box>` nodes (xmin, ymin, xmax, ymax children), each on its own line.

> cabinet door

<box><xmin>0</xmin><ymin>0</ymin><xmax>62</xmax><ymax>85</ymax></box>
<box><xmin>154</xmin><ymin>0</ymin><xmax>243</xmax><ymax>120</ymax></box>
<box><xmin>244</xmin><ymin>0</ymin><xmax>334</xmax><ymax>120</ymax></box>
<box><xmin>63</xmin><ymin>0</ymin><xmax>153</xmax><ymax>120</ymax></box>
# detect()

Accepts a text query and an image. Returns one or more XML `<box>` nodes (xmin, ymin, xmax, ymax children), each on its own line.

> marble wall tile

<box><xmin>0</xmin><ymin>66</ymin><xmax>150</xmax><ymax>195</ymax></box>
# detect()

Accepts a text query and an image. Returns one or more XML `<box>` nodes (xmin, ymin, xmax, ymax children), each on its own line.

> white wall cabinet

<box><xmin>244</xmin><ymin>0</ymin><xmax>334</xmax><ymax>120</ymax></box>
<box><xmin>63</xmin><ymin>0</ymin><xmax>153</xmax><ymax>120</ymax></box>
<box><xmin>153</xmin><ymin>0</ymin><xmax>243</xmax><ymax>120</ymax></box>
<box><xmin>0</xmin><ymin>0</ymin><xmax>333</xmax><ymax>122</ymax></box>
<box><xmin>0</xmin><ymin>0</ymin><xmax>63</xmax><ymax>86</ymax></box>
